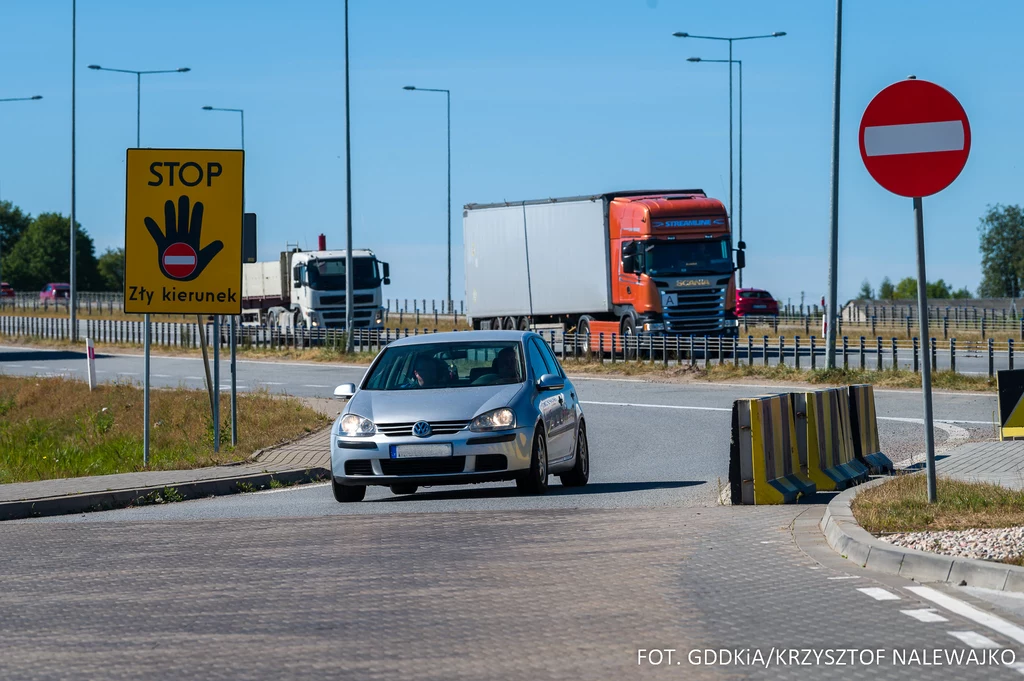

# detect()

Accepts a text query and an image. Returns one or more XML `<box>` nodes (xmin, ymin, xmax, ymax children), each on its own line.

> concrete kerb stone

<box><xmin>820</xmin><ymin>474</ymin><xmax>1024</xmax><ymax>592</ymax></box>
<box><xmin>0</xmin><ymin>467</ymin><xmax>330</xmax><ymax>522</ymax></box>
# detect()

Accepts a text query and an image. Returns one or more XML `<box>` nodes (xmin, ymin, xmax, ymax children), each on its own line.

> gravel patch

<box><xmin>880</xmin><ymin>526</ymin><xmax>1024</xmax><ymax>562</ymax></box>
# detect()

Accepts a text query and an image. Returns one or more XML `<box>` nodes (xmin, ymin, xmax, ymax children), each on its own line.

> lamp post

<box><xmin>0</xmin><ymin>95</ymin><xmax>43</xmax><ymax>287</ymax></box>
<box><xmin>403</xmin><ymin>85</ymin><xmax>451</xmax><ymax>312</ymax></box>
<box><xmin>87</xmin><ymin>64</ymin><xmax>190</xmax><ymax>147</ymax></box>
<box><xmin>201</xmin><ymin>105</ymin><xmax>244</xmax><ymax>447</ymax></box>
<box><xmin>688</xmin><ymin>57</ymin><xmax>745</xmax><ymax>287</ymax></box>
<box><xmin>88</xmin><ymin>62</ymin><xmax>190</xmax><ymax>466</ymax></box>
<box><xmin>344</xmin><ymin>0</ymin><xmax>354</xmax><ymax>351</ymax></box>
<box><xmin>672</xmin><ymin>31</ymin><xmax>785</xmax><ymax>269</ymax></box>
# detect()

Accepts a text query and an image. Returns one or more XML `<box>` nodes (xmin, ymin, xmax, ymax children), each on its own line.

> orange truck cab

<box><xmin>463</xmin><ymin>189</ymin><xmax>743</xmax><ymax>338</ymax></box>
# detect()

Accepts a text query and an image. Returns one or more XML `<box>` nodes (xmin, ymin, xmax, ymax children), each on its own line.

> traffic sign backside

<box><xmin>124</xmin><ymin>148</ymin><xmax>244</xmax><ymax>314</ymax></box>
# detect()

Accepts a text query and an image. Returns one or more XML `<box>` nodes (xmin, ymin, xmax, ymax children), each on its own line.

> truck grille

<box><xmin>380</xmin><ymin>457</ymin><xmax>467</xmax><ymax>476</ymax></box>
<box><xmin>376</xmin><ymin>420</ymin><xmax>470</xmax><ymax>437</ymax></box>
<box><xmin>662</xmin><ymin>277</ymin><xmax>731</xmax><ymax>334</ymax></box>
<box><xmin>320</xmin><ymin>294</ymin><xmax>374</xmax><ymax>306</ymax></box>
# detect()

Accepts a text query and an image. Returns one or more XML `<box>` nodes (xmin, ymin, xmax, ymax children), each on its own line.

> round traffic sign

<box><xmin>163</xmin><ymin>242</ymin><xmax>198</xmax><ymax>279</ymax></box>
<box><xmin>859</xmin><ymin>79</ymin><xmax>970</xmax><ymax>198</ymax></box>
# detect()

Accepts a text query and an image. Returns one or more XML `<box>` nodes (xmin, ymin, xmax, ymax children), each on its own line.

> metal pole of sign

<box><xmin>914</xmin><ymin>196</ymin><xmax>937</xmax><ymax>504</ymax></box>
<box><xmin>213</xmin><ymin>315</ymin><xmax>221</xmax><ymax>452</ymax></box>
<box><xmin>824</xmin><ymin>0</ymin><xmax>843</xmax><ymax>370</ymax></box>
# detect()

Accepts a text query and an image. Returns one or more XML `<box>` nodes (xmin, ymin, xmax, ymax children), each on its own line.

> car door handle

<box><xmin>558</xmin><ymin>395</ymin><xmax>564</xmax><ymax>404</ymax></box>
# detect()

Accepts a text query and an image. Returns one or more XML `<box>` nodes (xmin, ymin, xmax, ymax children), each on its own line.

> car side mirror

<box><xmin>536</xmin><ymin>373</ymin><xmax>565</xmax><ymax>391</ymax></box>
<box><xmin>736</xmin><ymin>250</ymin><xmax>746</xmax><ymax>269</ymax></box>
<box><xmin>333</xmin><ymin>383</ymin><xmax>356</xmax><ymax>399</ymax></box>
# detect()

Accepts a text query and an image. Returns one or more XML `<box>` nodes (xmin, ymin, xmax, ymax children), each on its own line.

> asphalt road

<box><xmin>4</xmin><ymin>344</ymin><xmax>1023</xmax><ymax>680</ymax></box>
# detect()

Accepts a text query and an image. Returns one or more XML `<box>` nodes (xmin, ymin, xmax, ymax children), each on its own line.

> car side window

<box><xmin>526</xmin><ymin>339</ymin><xmax>550</xmax><ymax>379</ymax></box>
<box><xmin>534</xmin><ymin>338</ymin><xmax>563</xmax><ymax>378</ymax></box>
<box><xmin>529</xmin><ymin>338</ymin><xmax>557</xmax><ymax>377</ymax></box>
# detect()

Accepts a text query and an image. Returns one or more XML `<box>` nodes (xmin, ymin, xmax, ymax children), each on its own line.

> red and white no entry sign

<box><xmin>163</xmin><ymin>242</ymin><xmax>198</xmax><ymax>279</ymax></box>
<box><xmin>859</xmin><ymin>79</ymin><xmax>970</xmax><ymax>197</ymax></box>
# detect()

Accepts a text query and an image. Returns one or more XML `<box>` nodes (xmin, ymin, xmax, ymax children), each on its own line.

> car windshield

<box><xmin>641</xmin><ymin>239</ymin><xmax>732</xmax><ymax>276</ymax></box>
<box><xmin>364</xmin><ymin>341</ymin><xmax>524</xmax><ymax>390</ymax></box>
<box><xmin>307</xmin><ymin>258</ymin><xmax>379</xmax><ymax>291</ymax></box>
<box><xmin>740</xmin><ymin>291</ymin><xmax>773</xmax><ymax>299</ymax></box>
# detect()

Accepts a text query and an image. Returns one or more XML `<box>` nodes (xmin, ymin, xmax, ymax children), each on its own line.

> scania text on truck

<box><xmin>463</xmin><ymin>190</ymin><xmax>744</xmax><ymax>338</ymax></box>
<box><xmin>241</xmin><ymin>240</ymin><xmax>390</xmax><ymax>331</ymax></box>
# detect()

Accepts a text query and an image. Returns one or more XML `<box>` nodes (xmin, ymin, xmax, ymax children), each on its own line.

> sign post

<box><xmin>859</xmin><ymin>77</ymin><xmax>970</xmax><ymax>503</ymax></box>
<box><xmin>125</xmin><ymin>149</ymin><xmax>244</xmax><ymax>463</ymax></box>
<box><xmin>85</xmin><ymin>337</ymin><xmax>97</xmax><ymax>390</ymax></box>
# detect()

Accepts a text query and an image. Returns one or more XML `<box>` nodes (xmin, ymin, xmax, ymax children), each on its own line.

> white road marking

<box><xmin>858</xmin><ymin>587</ymin><xmax>901</xmax><ymax>601</ymax></box>
<box><xmin>3</xmin><ymin>364</ymin><xmax>24</xmax><ymax>367</ymax></box>
<box><xmin>185</xmin><ymin>376</ymin><xmax>204</xmax><ymax>381</ymax></box>
<box><xmin>261</xmin><ymin>382</ymin><xmax>285</xmax><ymax>385</ymax></box>
<box><xmin>827</xmin><ymin>575</ymin><xmax>861</xmax><ymax>580</ymax></box>
<box><xmin>901</xmin><ymin>608</ymin><xmax>948</xmax><ymax>623</ymax></box>
<box><xmin>948</xmin><ymin>631</ymin><xmax>1001</xmax><ymax>648</ymax></box>
<box><xmin>153</xmin><ymin>374</ymin><xmax>171</xmax><ymax>378</ymax></box>
<box><xmin>31</xmin><ymin>365</ymin><xmax>47</xmax><ymax>369</ymax></box>
<box><xmin>581</xmin><ymin>400</ymin><xmax>730</xmax><ymax>412</ymax></box>
<box><xmin>117</xmin><ymin>372</ymin><xmax>139</xmax><ymax>376</ymax></box>
<box><xmin>908</xmin><ymin>586</ymin><xmax>1024</xmax><ymax>646</ymax></box>
<box><xmin>304</xmin><ymin>384</ymin><xmax>330</xmax><ymax>388</ymax></box>
<box><xmin>863</xmin><ymin>120</ymin><xmax>965</xmax><ymax>157</ymax></box>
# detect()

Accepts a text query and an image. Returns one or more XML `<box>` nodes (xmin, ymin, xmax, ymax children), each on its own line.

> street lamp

<box><xmin>403</xmin><ymin>85</ymin><xmax>452</xmax><ymax>312</ymax></box>
<box><xmin>0</xmin><ymin>94</ymin><xmax>43</xmax><ymax>287</ymax></box>
<box><xmin>87</xmin><ymin>64</ymin><xmax>191</xmax><ymax>147</ymax></box>
<box><xmin>687</xmin><ymin>56</ymin><xmax>746</xmax><ymax>287</ymax></box>
<box><xmin>672</xmin><ymin>31</ymin><xmax>785</xmax><ymax>268</ymax></box>
<box><xmin>201</xmin><ymin>104</ymin><xmax>245</xmax><ymax>447</ymax></box>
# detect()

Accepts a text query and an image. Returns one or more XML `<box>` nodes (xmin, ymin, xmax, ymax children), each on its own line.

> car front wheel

<box><xmin>332</xmin><ymin>479</ymin><xmax>366</xmax><ymax>503</ymax></box>
<box><xmin>516</xmin><ymin>430</ymin><xmax>549</xmax><ymax>495</ymax></box>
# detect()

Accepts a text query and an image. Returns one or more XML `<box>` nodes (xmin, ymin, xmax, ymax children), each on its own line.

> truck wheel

<box><xmin>621</xmin><ymin>315</ymin><xmax>638</xmax><ymax>360</ymax></box>
<box><xmin>503</xmin><ymin>317</ymin><xmax>517</xmax><ymax>330</ymax></box>
<box><xmin>577</xmin><ymin>315</ymin><xmax>593</xmax><ymax>351</ymax></box>
<box><xmin>518</xmin><ymin>316</ymin><xmax>530</xmax><ymax>331</ymax></box>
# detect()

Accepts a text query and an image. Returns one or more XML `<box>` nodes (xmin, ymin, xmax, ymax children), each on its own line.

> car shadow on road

<box><xmin>374</xmin><ymin>480</ymin><xmax>705</xmax><ymax>503</ymax></box>
<box><xmin>0</xmin><ymin>350</ymin><xmax>87</xmax><ymax>362</ymax></box>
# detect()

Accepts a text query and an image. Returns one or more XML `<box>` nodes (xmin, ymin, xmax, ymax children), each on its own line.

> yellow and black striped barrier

<box><xmin>793</xmin><ymin>388</ymin><xmax>870</xmax><ymax>491</ymax></box>
<box><xmin>847</xmin><ymin>384</ymin><xmax>894</xmax><ymax>474</ymax></box>
<box><xmin>998</xmin><ymin>369</ymin><xmax>1024</xmax><ymax>440</ymax></box>
<box><xmin>729</xmin><ymin>394</ymin><xmax>816</xmax><ymax>504</ymax></box>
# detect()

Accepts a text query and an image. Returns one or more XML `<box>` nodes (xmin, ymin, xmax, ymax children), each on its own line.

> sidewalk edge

<box><xmin>820</xmin><ymin>476</ymin><xmax>1022</xmax><ymax>592</ymax></box>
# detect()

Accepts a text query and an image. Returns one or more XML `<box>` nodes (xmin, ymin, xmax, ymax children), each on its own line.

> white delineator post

<box><xmin>85</xmin><ymin>337</ymin><xmax>97</xmax><ymax>390</ymax></box>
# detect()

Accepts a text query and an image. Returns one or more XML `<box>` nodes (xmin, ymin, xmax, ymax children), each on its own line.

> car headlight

<box><xmin>470</xmin><ymin>407</ymin><xmax>516</xmax><ymax>432</ymax></box>
<box><xmin>340</xmin><ymin>413</ymin><xmax>375</xmax><ymax>437</ymax></box>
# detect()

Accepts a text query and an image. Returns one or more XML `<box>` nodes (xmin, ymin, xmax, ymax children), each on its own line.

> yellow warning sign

<box><xmin>124</xmin><ymin>149</ymin><xmax>244</xmax><ymax>314</ymax></box>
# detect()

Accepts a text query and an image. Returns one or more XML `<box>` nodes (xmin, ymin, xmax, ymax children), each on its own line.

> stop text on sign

<box><xmin>148</xmin><ymin>161</ymin><xmax>224</xmax><ymax>187</ymax></box>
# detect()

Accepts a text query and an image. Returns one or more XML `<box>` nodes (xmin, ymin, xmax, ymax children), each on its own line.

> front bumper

<box><xmin>331</xmin><ymin>427</ymin><xmax>534</xmax><ymax>486</ymax></box>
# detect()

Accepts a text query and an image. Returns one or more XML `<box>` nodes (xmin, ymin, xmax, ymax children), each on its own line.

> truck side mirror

<box><xmin>622</xmin><ymin>254</ymin><xmax>636</xmax><ymax>274</ymax></box>
<box><xmin>382</xmin><ymin>262</ymin><xmax>390</xmax><ymax>285</ymax></box>
<box><xmin>737</xmin><ymin>240</ymin><xmax>746</xmax><ymax>250</ymax></box>
<box><xmin>736</xmin><ymin>250</ymin><xmax>746</xmax><ymax>269</ymax></box>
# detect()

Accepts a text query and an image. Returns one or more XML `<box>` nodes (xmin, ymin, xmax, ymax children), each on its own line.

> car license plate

<box><xmin>390</xmin><ymin>443</ymin><xmax>453</xmax><ymax>459</ymax></box>
<box><xmin>753</xmin><ymin>304</ymin><xmax>767</xmax><ymax>309</ymax></box>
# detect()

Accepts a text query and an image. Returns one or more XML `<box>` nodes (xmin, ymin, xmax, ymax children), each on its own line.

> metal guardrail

<box><xmin>0</xmin><ymin>315</ymin><xmax>1015</xmax><ymax>378</ymax></box>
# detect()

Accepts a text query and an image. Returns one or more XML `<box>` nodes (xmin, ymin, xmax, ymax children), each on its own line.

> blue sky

<box><xmin>1</xmin><ymin>0</ymin><xmax>1020</xmax><ymax>308</ymax></box>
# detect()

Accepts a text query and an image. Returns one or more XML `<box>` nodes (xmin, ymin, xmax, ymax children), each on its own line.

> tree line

<box><xmin>857</xmin><ymin>204</ymin><xmax>1024</xmax><ymax>301</ymax></box>
<box><xmin>0</xmin><ymin>200</ymin><xmax>124</xmax><ymax>292</ymax></box>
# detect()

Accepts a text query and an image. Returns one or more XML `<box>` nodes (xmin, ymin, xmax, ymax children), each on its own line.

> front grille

<box><xmin>475</xmin><ymin>454</ymin><xmax>507</xmax><ymax>472</ymax></box>
<box><xmin>380</xmin><ymin>456</ymin><xmax>466</xmax><ymax>476</ymax></box>
<box><xmin>321</xmin><ymin>309</ymin><xmax>374</xmax><ymax>321</ymax></box>
<box><xmin>319</xmin><ymin>294</ymin><xmax>375</xmax><ymax>306</ymax></box>
<box><xmin>661</xmin><ymin>277</ymin><xmax>731</xmax><ymax>333</ymax></box>
<box><xmin>345</xmin><ymin>459</ymin><xmax>374</xmax><ymax>475</ymax></box>
<box><xmin>376</xmin><ymin>420</ymin><xmax>470</xmax><ymax>437</ymax></box>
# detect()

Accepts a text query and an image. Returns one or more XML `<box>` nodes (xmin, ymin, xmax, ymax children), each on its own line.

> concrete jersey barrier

<box><xmin>729</xmin><ymin>394</ymin><xmax>816</xmax><ymax>504</ymax></box>
<box><xmin>847</xmin><ymin>384</ymin><xmax>894</xmax><ymax>474</ymax></box>
<box><xmin>793</xmin><ymin>387</ymin><xmax>869</xmax><ymax>492</ymax></box>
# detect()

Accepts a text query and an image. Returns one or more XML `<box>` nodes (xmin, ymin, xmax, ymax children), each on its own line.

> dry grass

<box><xmin>556</xmin><ymin>358</ymin><xmax>995</xmax><ymax>391</ymax></box>
<box><xmin>0</xmin><ymin>375</ymin><xmax>329</xmax><ymax>484</ymax></box>
<box><xmin>852</xmin><ymin>474</ymin><xmax>1024</xmax><ymax>534</ymax></box>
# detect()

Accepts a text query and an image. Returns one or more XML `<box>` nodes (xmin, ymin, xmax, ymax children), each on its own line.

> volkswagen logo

<box><xmin>412</xmin><ymin>421</ymin><xmax>432</xmax><ymax>438</ymax></box>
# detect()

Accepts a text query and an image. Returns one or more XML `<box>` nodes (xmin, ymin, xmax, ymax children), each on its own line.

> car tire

<box><xmin>332</xmin><ymin>479</ymin><xmax>366</xmax><ymax>503</ymax></box>
<box><xmin>389</xmin><ymin>484</ymin><xmax>418</xmax><ymax>495</ymax></box>
<box><xmin>516</xmin><ymin>430</ymin><xmax>549</xmax><ymax>495</ymax></box>
<box><xmin>559</xmin><ymin>421</ymin><xmax>590</xmax><ymax>487</ymax></box>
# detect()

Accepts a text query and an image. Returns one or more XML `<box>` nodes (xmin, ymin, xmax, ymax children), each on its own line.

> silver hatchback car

<box><xmin>330</xmin><ymin>330</ymin><xmax>589</xmax><ymax>502</ymax></box>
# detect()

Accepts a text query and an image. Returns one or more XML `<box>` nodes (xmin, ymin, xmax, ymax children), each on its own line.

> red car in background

<box><xmin>39</xmin><ymin>282</ymin><xmax>71</xmax><ymax>302</ymax></box>
<box><xmin>0</xmin><ymin>282</ymin><xmax>14</xmax><ymax>298</ymax></box>
<box><xmin>735</xmin><ymin>288</ymin><xmax>779</xmax><ymax>317</ymax></box>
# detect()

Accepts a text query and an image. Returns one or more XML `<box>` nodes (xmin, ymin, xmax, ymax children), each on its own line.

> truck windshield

<box><xmin>642</xmin><ymin>239</ymin><xmax>731</xmax><ymax>276</ymax></box>
<box><xmin>307</xmin><ymin>258</ymin><xmax>379</xmax><ymax>291</ymax></box>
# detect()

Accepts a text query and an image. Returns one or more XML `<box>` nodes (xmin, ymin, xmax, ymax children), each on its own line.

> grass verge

<box><xmin>0</xmin><ymin>375</ymin><xmax>329</xmax><ymax>484</ymax></box>
<box><xmin>557</xmin><ymin>359</ymin><xmax>995</xmax><ymax>391</ymax></box>
<box><xmin>851</xmin><ymin>473</ymin><xmax>1024</xmax><ymax>534</ymax></box>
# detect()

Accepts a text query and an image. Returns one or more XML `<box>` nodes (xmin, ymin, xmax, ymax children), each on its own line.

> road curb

<box><xmin>820</xmin><ymin>475</ymin><xmax>1024</xmax><ymax>592</ymax></box>
<box><xmin>0</xmin><ymin>467</ymin><xmax>330</xmax><ymax>522</ymax></box>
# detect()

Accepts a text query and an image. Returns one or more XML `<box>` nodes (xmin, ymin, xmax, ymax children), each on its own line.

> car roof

<box><xmin>385</xmin><ymin>329</ymin><xmax>535</xmax><ymax>348</ymax></box>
